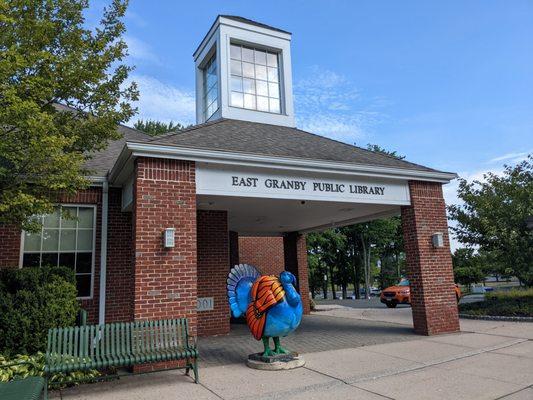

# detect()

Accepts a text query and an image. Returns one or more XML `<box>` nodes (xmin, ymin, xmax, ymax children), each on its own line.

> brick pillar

<box><xmin>283</xmin><ymin>232</ymin><xmax>311</xmax><ymax>314</ymax></box>
<box><xmin>401</xmin><ymin>181</ymin><xmax>460</xmax><ymax>335</ymax></box>
<box><xmin>229</xmin><ymin>231</ymin><xmax>239</xmax><ymax>269</ymax></box>
<box><xmin>239</xmin><ymin>236</ymin><xmax>285</xmax><ymax>275</ymax></box>
<box><xmin>133</xmin><ymin>158</ymin><xmax>197</xmax><ymax>335</ymax></box>
<box><xmin>197</xmin><ymin>210</ymin><xmax>230</xmax><ymax>336</ymax></box>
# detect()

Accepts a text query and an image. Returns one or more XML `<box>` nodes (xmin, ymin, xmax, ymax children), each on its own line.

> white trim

<box><xmin>109</xmin><ymin>141</ymin><xmax>456</xmax><ymax>184</ymax></box>
<box><xmin>98</xmin><ymin>180</ymin><xmax>109</xmax><ymax>325</ymax></box>
<box><xmin>19</xmin><ymin>204</ymin><xmax>97</xmax><ymax>301</ymax></box>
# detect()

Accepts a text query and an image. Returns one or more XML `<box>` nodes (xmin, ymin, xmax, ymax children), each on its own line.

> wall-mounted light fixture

<box><xmin>164</xmin><ymin>228</ymin><xmax>175</xmax><ymax>248</ymax></box>
<box><xmin>432</xmin><ymin>232</ymin><xmax>444</xmax><ymax>248</ymax></box>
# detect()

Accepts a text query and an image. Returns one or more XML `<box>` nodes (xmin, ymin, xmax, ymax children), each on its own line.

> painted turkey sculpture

<box><xmin>227</xmin><ymin>264</ymin><xmax>303</xmax><ymax>356</ymax></box>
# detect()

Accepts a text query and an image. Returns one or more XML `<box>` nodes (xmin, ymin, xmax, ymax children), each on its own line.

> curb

<box><xmin>459</xmin><ymin>313</ymin><xmax>533</xmax><ymax>322</ymax></box>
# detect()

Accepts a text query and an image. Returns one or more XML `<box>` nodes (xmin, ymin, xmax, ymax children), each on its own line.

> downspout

<box><xmin>98</xmin><ymin>179</ymin><xmax>109</xmax><ymax>326</ymax></box>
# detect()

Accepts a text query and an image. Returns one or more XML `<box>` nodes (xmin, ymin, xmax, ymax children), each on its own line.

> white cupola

<box><xmin>193</xmin><ymin>15</ymin><xmax>295</xmax><ymax>127</ymax></box>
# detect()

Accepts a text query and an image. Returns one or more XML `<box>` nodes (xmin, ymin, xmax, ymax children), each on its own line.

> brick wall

<box><xmin>239</xmin><ymin>236</ymin><xmax>285</xmax><ymax>275</ymax></box>
<box><xmin>284</xmin><ymin>233</ymin><xmax>311</xmax><ymax>315</ymax></box>
<box><xmin>197</xmin><ymin>210</ymin><xmax>230</xmax><ymax>336</ymax></box>
<box><xmin>0</xmin><ymin>224</ymin><xmax>21</xmax><ymax>267</ymax></box>
<box><xmin>229</xmin><ymin>231</ymin><xmax>239</xmax><ymax>268</ymax></box>
<box><xmin>401</xmin><ymin>180</ymin><xmax>460</xmax><ymax>335</ymax></box>
<box><xmin>133</xmin><ymin>158</ymin><xmax>198</xmax><ymax>334</ymax></box>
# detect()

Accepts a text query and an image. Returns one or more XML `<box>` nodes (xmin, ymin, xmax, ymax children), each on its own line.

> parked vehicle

<box><xmin>380</xmin><ymin>279</ymin><xmax>461</xmax><ymax>308</ymax></box>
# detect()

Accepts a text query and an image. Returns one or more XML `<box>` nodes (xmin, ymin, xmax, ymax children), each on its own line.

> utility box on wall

<box><xmin>164</xmin><ymin>228</ymin><xmax>175</xmax><ymax>248</ymax></box>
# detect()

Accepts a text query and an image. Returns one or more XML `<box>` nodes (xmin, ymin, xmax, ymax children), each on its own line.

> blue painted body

<box><xmin>263</xmin><ymin>296</ymin><xmax>303</xmax><ymax>337</ymax></box>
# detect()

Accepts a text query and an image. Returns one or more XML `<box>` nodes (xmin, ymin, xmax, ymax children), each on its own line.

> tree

<box><xmin>366</xmin><ymin>144</ymin><xmax>405</xmax><ymax>160</ymax></box>
<box><xmin>452</xmin><ymin>248</ymin><xmax>486</xmax><ymax>287</ymax></box>
<box><xmin>0</xmin><ymin>0</ymin><xmax>138</xmax><ymax>231</ymax></box>
<box><xmin>448</xmin><ymin>156</ymin><xmax>533</xmax><ymax>286</ymax></box>
<box><xmin>133</xmin><ymin>119</ymin><xmax>189</xmax><ymax>136</ymax></box>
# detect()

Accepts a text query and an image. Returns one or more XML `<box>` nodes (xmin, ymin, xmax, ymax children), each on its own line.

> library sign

<box><xmin>196</xmin><ymin>164</ymin><xmax>411</xmax><ymax>205</ymax></box>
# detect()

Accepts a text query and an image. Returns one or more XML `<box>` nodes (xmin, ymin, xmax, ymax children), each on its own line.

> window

<box><xmin>203</xmin><ymin>52</ymin><xmax>218</xmax><ymax>120</ymax></box>
<box><xmin>22</xmin><ymin>205</ymin><xmax>95</xmax><ymax>298</ymax></box>
<box><xmin>229</xmin><ymin>44</ymin><xmax>281</xmax><ymax>114</ymax></box>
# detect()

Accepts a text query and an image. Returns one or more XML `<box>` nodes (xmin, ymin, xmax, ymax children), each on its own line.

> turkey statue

<box><xmin>227</xmin><ymin>264</ymin><xmax>303</xmax><ymax>357</ymax></box>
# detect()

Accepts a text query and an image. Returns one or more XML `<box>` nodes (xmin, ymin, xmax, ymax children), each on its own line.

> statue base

<box><xmin>246</xmin><ymin>352</ymin><xmax>305</xmax><ymax>370</ymax></box>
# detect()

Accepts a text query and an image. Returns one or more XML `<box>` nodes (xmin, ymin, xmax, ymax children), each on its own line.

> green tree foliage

<box><xmin>452</xmin><ymin>248</ymin><xmax>486</xmax><ymax>287</ymax></box>
<box><xmin>0</xmin><ymin>266</ymin><xmax>79</xmax><ymax>356</ymax></box>
<box><xmin>133</xmin><ymin>119</ymin><xmax>190</xmax><ymax>136</ymax></box>
<box><xmin>0</xmin><ymin>0</ymin><xmax>138</xmax><ymax>231</ymax></box>
<box><xmin>366</xmin><ymin>144</ymin><xmax>405</xmax><ymax>160</ymax></box>
<box><xmin>448</xmin><ymin>156</ymin><xmax>533</xmax><ymax>286</ymax></box>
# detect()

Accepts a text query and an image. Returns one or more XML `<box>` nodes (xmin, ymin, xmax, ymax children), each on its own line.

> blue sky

<box><xmin>89</xmin><ymin>1</ymin><xmax>532</xmax><ymax>246</ymax></box>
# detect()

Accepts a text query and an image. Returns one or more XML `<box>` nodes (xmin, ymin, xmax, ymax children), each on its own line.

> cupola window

<box><xmin>229</xmin><ymin>44</ymin><xmax>281</xmax><ymax>114</ymax></box>
<box><xmin>203</xmin><ymin>53</ymin><xmax>218</xmax><ymax>120</ymax></box>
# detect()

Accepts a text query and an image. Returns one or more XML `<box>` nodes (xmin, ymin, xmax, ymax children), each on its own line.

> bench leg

<box><xmin>185</xmin><ymin>358</ymin><xmax>190</xmax><ymax>376</ymax></box>
<box><xmin>192</xmin><ymin>360</ymin><xmax>199</xmax><ymax>384</ymax></box>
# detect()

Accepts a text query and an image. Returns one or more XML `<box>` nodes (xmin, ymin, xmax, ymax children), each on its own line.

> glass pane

<box><xmin>268</xmin><ymin>82</ymin><xmax>279</xmax><ymax>98</ymax></box>
<box><xmin>231</xmin><ymin>76</ymin><xmax>242</xmax><ymax>92</ymax></box>
<box><xmin>207</xmin><ymin>102</ymin><xmax>217</xmax><ymax>119</ymax></box>
<box><xmin>244</xmin><ymin>94</ymin><xmax>256</xmax><ymax>109</ymax></box>
<box><xmin>255</xmin><ymin>65</ymin><xmax>267</xmax><ymax>81</ymax></box>
<box><xmin>268</xmin><ymin>67</ymin><xmax>279</xmax><ymax>83</ymax></box>
<box><xmin>243</xmin><ymin>78</ymin><xmax>255</xmax><ymax>94</ymax></box>
<box><xmin>267</xmin><ymin>52</ymin><xmax>278</xmax><ymax>67</ymax></box>
<box><xmin>23</xmin><ymin>253</ymin><xmax>40</xmax><ymax>267</ymax></box>
<box><xmin>207</xmin><ymin>87</ymin><xmax>217</xmax><ymax>104</ymax></box>
<box><xmin>41</xmin><ymin>253</ymin><xmax>58</xmax><ymax>267</ymax></box>
<box><xmin>242</xmin><ymin>62</ymin><xmax>254</xmax><ymax>78</ymax></box>
<box><xmin>230</xmin><ymin>91</ymin><xmax>243</xmax><ymax>108</ymax></box>
<box><xmin>42</xmin><ymin>229</ymin><xmax>59</xmax><ymax>251</ymax></box>
<box><xmin>77</xmin><ymin>230</ymin><xmax>93</xmax><ymax>251</ymax></box>
<box><xmin>230</xmin><ymin>44</ymin><xmax>241</xmax><ymax>60</ymax></box>
<box><xmin>59</xmin><ymin>253</ymin><xmax>76</xmax><ymax>269</ymax></box>
<box><xmin>207</xmin><ymin>71</ymin><xmax>217</xmax><ymax>89</ymax></box>
<box><xmin>230</xmin><ymin>60</ymin><xmax>242</xmax><ymax>76</ymax></box>
<box><xmin>207</xmin><ymin>57</ymin><xmax>216</xmax><ymax>73</ymax></box>
<box><xmin>254</xmin><ymin>49</ymin><xmax>266</xmax><ymax>65</ymax></box>
<box><xmin>61</xmin><ymin>207</ymin><xmax>77</xmax><ymax>228</ymax></box>
<box><xmin>269</xmin><ymin>98</ymin><xmax>281</xmax><ymax>113</ymax></box>
<box><xmin>60</xmin><ymin>229</ymin><xmax>76</xmax><ymax>251</ymax></box>
<box><xmin>256</xmin><ymin>80</ymin><xmax>268</xmax><ymax>96</ymax></box>
<box><xmin>76</xmin><ymin>274</ymin><xmax>91</xmax><ymax>297</ymax></box>
<box><xmin>24</xmin><ymin>231</ymin><xmax>42</xmax><ymax>252</ymax></box>
<box><xmin>43</xmin><ymin>208</ymin><xmax>60</xmax><ymax>228</ymax></box>
<box><xmin>257</xmin><ymin>96</ymin><xmax>269</xmax><ymax>112</ymax></box>
<box><xmin>76</xmin><ymin>253</ymin><xmax>92</xmax><ymax>273</ymax></box>
<box><xmin>242</xmin><ymin>47</ymin><xmax>254</xmax><ymax>63</ymax></box>
<box><xmin>78</xmin><ymin>208</ymin><xmax>94</xmax><ymax>229</ymax></box>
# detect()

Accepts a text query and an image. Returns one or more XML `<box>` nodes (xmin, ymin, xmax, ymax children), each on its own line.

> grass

<box><xmin>459</xmin><ymin>288</ymin><xmax>533</xmax><ymax>317</ymax></box>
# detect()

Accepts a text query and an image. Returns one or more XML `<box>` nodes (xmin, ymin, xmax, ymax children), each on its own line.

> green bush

<box><xmin>459</xmin><ymin>288</ymin><xmax>533</xmax><ymax>317</ymax></box>
<box><xmin>0</xmin><ymin>352</ymin><xmax>99</xmax><ymax>388</ymax></box>
<box><xmin>0</xmin><ymin>266</ymin><xmax>79</xmax><ymax>356</ymax></box>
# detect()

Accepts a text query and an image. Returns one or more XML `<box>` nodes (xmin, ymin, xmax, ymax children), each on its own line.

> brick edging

<box><xmin>459</xmin><ymin>313</ymin><xmax>533</xmax><ymax>323</ymax></box>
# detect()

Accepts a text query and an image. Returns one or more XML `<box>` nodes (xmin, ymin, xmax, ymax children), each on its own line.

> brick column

<box><xmin>401</xmin><ymin>181</ymin><xmax>460</xmax><ymax>335</ymax></box>
<box><xmin>0</xmin><ymin>224</ymin><xmax>21</xmax><ymax>267</ymax></box>
<box><xmin>283</xmin><ymin>232</ymin><xmax>311</xmax><ymax>314</ymax></box>
<box><xmin>197</xmin><ymin>210</ymin><xmax>230</xmax><ymax>336</ymax></box>
<box><xmin>133</xmin><ymin>158</ymin><xmax>197</xmax><ymax>335</ymax></box>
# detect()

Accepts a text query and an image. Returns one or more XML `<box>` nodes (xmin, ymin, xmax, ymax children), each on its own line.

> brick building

<box><xmin>0</xmin><ymin>16</ymin><xmax>460</xmax><ymax>337</ymax></box>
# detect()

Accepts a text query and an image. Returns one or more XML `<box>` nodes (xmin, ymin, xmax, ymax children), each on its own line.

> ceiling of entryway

<box><xmin>197</xmin><ymin>195</ymin><xmax>401</xmax><ymax>235</ymax></box>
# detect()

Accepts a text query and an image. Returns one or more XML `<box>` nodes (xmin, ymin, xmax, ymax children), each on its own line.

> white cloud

<box><xmin>489</xmin><ymin>151</ymin><xmax>531</xmax><ymax>164</ymax></box>
<box><xmin>125</xmin><ymin>36</ymin><xmax>161</xmax><ymax>65</ymax></box>
<box><xmin>128</xmin><ymin>74</ymin><xmax>195</xmax><ymax>126</ymax></box>
<box><xmin>294</xmin><ymin>66</ymin><xmax>383</xmax><ymax>143</ymax></box>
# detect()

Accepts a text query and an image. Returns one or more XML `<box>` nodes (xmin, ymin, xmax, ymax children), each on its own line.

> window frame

<box><xmin>202</xmin><ymin>51</ymin><xmax>219</xmax><ymax>121</ymax></box>
<box><xmin>18</xmin><ymin>203</ymin><xmax>97</xmax><ymax>300</ymax></box>
<box><xmin>228</xmin><ymin>42</ymin><xmax>283</xmax><ymax>115</ymax></box>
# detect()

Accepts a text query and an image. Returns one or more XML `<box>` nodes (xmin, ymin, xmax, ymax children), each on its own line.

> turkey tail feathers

<box><xmin>227</xmin><ymin>264</ymin><xmax>261</xmax><ymax>318</ymax></box>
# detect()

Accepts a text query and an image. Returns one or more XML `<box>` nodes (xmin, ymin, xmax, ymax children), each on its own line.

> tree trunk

<box><xmin>320</xmin><ymin>260</ymin><xmax>328</xmax><ymax>299</ymax></box>
<box><xmin>329</xmin><ymin>264</ymin><xmax>337</xmax><ymax>299</ymax></box>
<box><xmin>361</xmin><ymin>233</ymin><xmax>371</xmax><ymax>299</ymax></box>
<box><xmin>351</xmin><ymin>242</ymin><xmax>360</xmax><ymax>299</ymax></box>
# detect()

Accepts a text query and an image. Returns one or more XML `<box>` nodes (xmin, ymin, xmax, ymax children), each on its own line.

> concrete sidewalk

<box><xmin>54</xmin><ymin>306</ymin><xmax>533</xmax><ymax>400</ymax></box>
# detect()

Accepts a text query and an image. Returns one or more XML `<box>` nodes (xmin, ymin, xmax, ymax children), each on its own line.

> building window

<box><xmin>229</xmin><ymin>44</ymin><xmax>281</xmax><ymax>114</ymax></box>
<box><xmin>22</xmin><ymin>205</ymin><xmax>95</xmax><ymax>299</ymax></box>
<box><xmin>203</xmin><ymin>52</ymin><xmax>218</xmax><ymax>120</ymax></box>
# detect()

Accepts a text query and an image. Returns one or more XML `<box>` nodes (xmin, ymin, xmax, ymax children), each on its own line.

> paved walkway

<box><xmin>53</xmin><ymin>305</ymin><xmax>533</xmax><ymax>400</ymax></box>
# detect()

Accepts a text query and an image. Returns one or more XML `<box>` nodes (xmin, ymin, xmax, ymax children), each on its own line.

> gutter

<box><xmin>98</xmin><ymin>179</ymin><xmax>109</xmax><ymax>325</ymax></box>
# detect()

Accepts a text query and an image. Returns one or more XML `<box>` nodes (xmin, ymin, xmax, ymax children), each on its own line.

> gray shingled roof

<box><xmin>86</xmin><ymin>118</ymin><xmax>445</xmax><ymax>178</ymax></box>
<box><xmin>84</xmin><ymin>124</ymin><xmax>151</xmax><ymax>177</ymax></box>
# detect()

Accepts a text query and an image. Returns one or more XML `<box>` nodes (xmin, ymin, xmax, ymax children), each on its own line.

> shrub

<box><xmin>0</xmin><ymin>266</ymin><xmax>79</xmax><ymax>356</ymax></box>
<box><xmin>310</xmin><ymin>298</ymin><xmax>316</xmax><ymax>311</ymax></box>
<box><xmin>459</xmin><ymin>288</ymin><xmax>533</xmax><ymax>317</ymax></box>
<box><xmin>0</xmin><ymin>352</ymin><xmax>100</xmax><ymax>388</ymax></box>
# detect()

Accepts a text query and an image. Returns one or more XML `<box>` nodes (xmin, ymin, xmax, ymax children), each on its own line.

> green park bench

<box><xmin>43</xmin><ymin>318</ymin><xmax>199</xmax><ymax>399</ymax></box>
<box><xmin>0</xmin><ymin>372</ymin><xmax>45</xmax><ymax>400</ymax></box>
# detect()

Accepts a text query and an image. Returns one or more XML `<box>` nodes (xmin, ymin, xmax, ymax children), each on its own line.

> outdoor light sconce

<box><xmin>431</xmin><ymin>232</ymin><xmax>444</xmax><ymax>248</ymax></box>
<box><xmin>164</xmin><ymin>228</ymin><xmax>175</xmax><ymax>248</ymax></box>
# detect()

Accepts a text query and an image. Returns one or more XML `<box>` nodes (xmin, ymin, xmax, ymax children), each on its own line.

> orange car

<box><xmin>380</xmin><ymin>279</ymin><xmax>461</xmax><ymax>308</ymax></box>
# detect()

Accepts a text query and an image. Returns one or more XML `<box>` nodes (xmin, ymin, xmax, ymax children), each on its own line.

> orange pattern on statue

<box><xmin>245</xmin><ymin>275</ymin><xmax>285</xmax><ymax>340</ymax></box>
